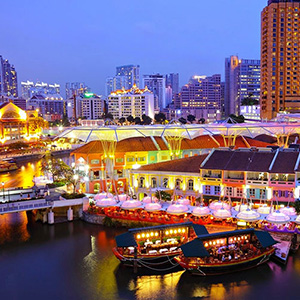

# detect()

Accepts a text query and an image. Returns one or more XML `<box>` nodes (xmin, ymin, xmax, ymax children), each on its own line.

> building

<box><xmin>240</xmin><ymin>105</ymin><xmax>261</xmax><ymax>120</ymax></box>
<box><xmin>21</xmin><ymin>81</ymin><xmax>61</xmax><ymax>100</ymax></box>
<box><xmin>179</xmin><ymin>74</ymin><xmax>222</xmax><ymax>122</ymax></box>
<box><xmin>116</xmin><ymin>65</ymin><xmax>140</xmax><ymax>89</ymax></box>
<box><xmin>0</xmin><ymin>101</ymin><xmax>42</xmax><ymax>142</ymax></box>
<box><xmin>261</xmin><ymin>0</ymin><xmax>300</xmax><ymax>120</ymax></box>
<box><xmin>71</xmin><ymin>135</ymin><xmax>271</xmax><ymax>193</ymax></box>
<box><xmin>131</xmin><ymin>147</ymin><xmax>300</xmax><ymax>203</ymax></box>
<box><xmin>65</xmin><ymin>82</ymin><xmax>89</xmax><ymax>99</ymax></box>
<box><xmin>143</xmin><ymin>74</ymin><xmax>166</xmax><ymax>110</ymax></box>
<box><xmin>27</xmin><ymin>94</ymin><xmax>65</xmax><ymax>121</ymax></box>
<box><xmin>166</xmin><ymin>73</ymin><xmax>180</xmax><ymax>96</ymax></box>
<box><xmin>0</xmin><ymin>94</ymin><xmax>27</xmax><ymax>110</ymax></box>
<box><xmin>108</xmin><ymin>85</ymin><xmax>155</xmax><ymax>119</ymax></box>
<box><xmin>0</xmin><ymin>56</ymin><xmax>18</xmax><ymax>97</ymax></box>
<box><xmin>105</xmin><ymin>76</ymin><xmax>126</xmax><ymax>96</ymax></box>
<box><xmin>66</xmin><ymin>93</ymin><xmax>105</xmax><ymax>121</ymax></box>
<box><xmin>225</xmin><ymin>56</ymin><xmax>260</xmax><ymax>116</ymax></box>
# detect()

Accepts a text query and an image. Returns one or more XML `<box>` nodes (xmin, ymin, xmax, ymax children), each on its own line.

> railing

<box><xmin>270</xmin><ymin>181</ymin><xmax>295</xmax><ymax>187</ymax></box>
<box><xmin>223</xmin><ymin>178</ymin><xmax>244</xmax><ymax>184</ymax></box>
<box><xmin>246</xmin><ymin>179</ymin><xmax>269</xmax><ymax>185</ymax></box>
<box><xmin>0</xmin><ymin>199</ymin><xmax>51</xmax><ymax>214</ymax></box>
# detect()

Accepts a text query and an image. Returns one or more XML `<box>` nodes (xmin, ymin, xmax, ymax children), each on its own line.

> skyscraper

<box><xmin>143</xmin><ymin>74</ymin><xmax>166</xmax><ymax>110</ymax></box>
<box><xmin>166</xmin><ymin>73</ymin><xmax>180</xmax><ymax>96</ymax></box>
<box><xmin>0</xmin><ymin>55</ymin><xmax>18</xmax><ymax>97</ymax></box>
<box><xmin>261</xmin><ymin>0</ymin><xmax>300</xmax><ymax>120</ymax></box>
<box><xmin>65</xmin><ymin>82</ymin><xmax>89</xmax><ymax>99</ymax></box>
<box><xmin>105</xmin><ymin>76</ymin><xmax>126</xmax><ymax>96</ymax></box>
<box><xmin>21</xmin><ymin>81</ymin><xmax>61</xmax><ymax>100</ymax></box>
<box><xmin>116</xmin><ymin>65</ymin><xmax>140</xmax><ymax>89</ymax></box>
<box><xmin>225</xmin><ymin>56</ymin><xmax>261</xmax><ymax>116</ymax></box>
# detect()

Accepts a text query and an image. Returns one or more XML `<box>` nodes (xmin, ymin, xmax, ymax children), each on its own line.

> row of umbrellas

<box><xmin>93</xmin><ymin>194</ymin><xmax>300</xmax><ymax>224</ymax></box>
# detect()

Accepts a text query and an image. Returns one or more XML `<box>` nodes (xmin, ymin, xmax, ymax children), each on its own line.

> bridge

<box><xmin>0</xmin><ymin>197</ymin><xmax>89</xmax><ymax>224</ymax></box>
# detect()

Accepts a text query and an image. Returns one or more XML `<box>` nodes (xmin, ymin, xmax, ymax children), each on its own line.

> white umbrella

<box><xmin>237</xmin><ymin>209</ymin><xmax>261</xmax><ymax>222</ymax></box>
<box><xmin>95</xmin><ymin>197</ymin><xmax>117</xmax><ymax>208</ymax></box>
<box><xmin>144</xmin><ymin>202</ymin><xmax>163</xmax><ymax>212</ymax></box>
<box><xmin>94</xmin><ymin>192</ymin><xmax>113</xmax><ymax>201</ymax></box>
<box><xmin>142</xmin><ymin>196</ymin><xmax>158</xmax><ymax>203</ymax></box>
<box><xmin>209</xmin><ymin>200</ymin><xmax>230</xmax><ymax>210</ymax></box>
<box><xmin>212</xmin><ymin>207</ymin><xmax>232</xmax><ymax>219</ymax></box>
<box><xmin>279</xmin><ymin>206</ymin><xmax>297</xmax><ymax>216</ymax></box>
<box><xmin>257</xmin><ymin>204</ymin><xmax>271</xmax><ymax>214</ymax></box>
<box><xmin>167</xmin><ymin>204</ymin><xmax>189</xmax><ymax>215</ymax></box>
<box><xmin>121</xmin><ymin>199</ymin><xmax>143</xmax><ymax>210</ymax></box>
<box><xmin>178</xmin><ymin>198</ymin><xmax>191</xmax><ymax>205</ymax></box>
<box><xmin>235</xmin><ymin>204</ymin><xmax>252</xmax><ymax>212</ymax></box>
<box><xmin>266</xmin><ymin>210</ymin><xmax>291</xmax><ymax>224</ymax></box>
<box><xmin>192</xmin><ymin>206</ymin><xmax>211</xmax><ymax>217</ymax></box>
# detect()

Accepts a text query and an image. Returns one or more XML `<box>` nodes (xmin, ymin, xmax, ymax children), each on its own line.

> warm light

<box><xmin>137</xmin><ymin>234</ymin><xmax>141</xmax><ymax>239</ymax></box>
<box><xmin>234</xmin><ymin>237</ymin><xmax>236</xmax><ymax>241</ymax></box>
<box><xmin>217</xmin><ymin>240</ymin><xmax>220</xmax><ymax>244</ymax></box>
<box><xmin>213</xmin><ymin>241</ymin><xmax>216</xmax><ymax>245</ymax></box>
<box><xmin>182</xmin><ymin>229</ymin><xmax>185</xmax><ymax>233</ymax></box>
<box><xmin>178</xmin><ymin>229</ymin><xmax>181</xmax><ymax>233</ymax></box>
<box><xmin>205</xmin><ymin>243</ymin><xmax>209</xmax><ymax>247</ymax></box>
<box><xmin>166</xmin><ymin>231</ymin><xmax>169</xmax><ymax>235</ymax></box>
<box><xmin>73</xmin><ymin>174</ymin><xmax>79</xmax><ymax>180</ymax></box>
<box><xmin>170</xmin><ymin>230</ymin><xmax>173</xmax><ymax>234</ymax></box>
<box><xmin>142</xmin><ymin>233</ymin><xmax>145</xmax><ymax>238</ymax></box>
<box><xmin>150</xmin><ymin>232</ymin><xmax>154</xmax><ymax>237</ymax></box>
<box><xmin>209</xmin><ymin>241</ymin><xmax>212</xmax><ymax>245</ymax></box>
<box><xmin>155</xmin><ymin>232</ymin><xmax>158</xmax><ymax>236</ymax></box>
<box><xmin>174</xmin><ymin>230</ymin><xmax>177</xmax><ymax>234</ymax></box>
<box><xmin>146</xmin><ymin>233</ymin><xmax>150</xmax><ymax>238</ymax></box>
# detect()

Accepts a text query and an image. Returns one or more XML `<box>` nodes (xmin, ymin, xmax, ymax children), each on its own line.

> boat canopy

<box><xmin>115</xmin><ymin>232</ymin><xmax>137</xmax><ymax>248</ymax></box>
<box><xmin>253</xmin><ymin>230</ymin><xmax>277</xmax><ymax>248</ymax></box>
<box><xmin>128</xmin><ymin>222</ymin><xmax>208</xmax><ymax>236</ymax></box>
<box><xmin>180</xmin><ymin>239</ymin><xmax>210</xmax><ymax>258</ymax></box>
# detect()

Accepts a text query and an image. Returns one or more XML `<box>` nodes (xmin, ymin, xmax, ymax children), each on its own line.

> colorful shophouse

<box><xmin>130</xmin><ymin>147</ymin><xmax>300</xmax><ymax>203</ymax></box>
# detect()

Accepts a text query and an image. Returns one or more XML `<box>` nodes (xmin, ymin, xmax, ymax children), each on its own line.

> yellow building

<box><xmin>0</xmin><ymin>101</ymin><xmax>44</xmax><ymax>142</ymax></box>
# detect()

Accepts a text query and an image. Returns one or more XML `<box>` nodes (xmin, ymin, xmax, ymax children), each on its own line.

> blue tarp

<box><xmin>254</xmin><ymin>230</ymin><xmax>277</xmax><ymax>248</ymax></box>
<box><xmin>115</xmin><ymin>232</ymin><xmax>137</xmax><ymax>247</ymax></box>
<box><xmin>180</xmin><ymin>239</ymin><xmax>210</xmax><ymax>257</ymax></box>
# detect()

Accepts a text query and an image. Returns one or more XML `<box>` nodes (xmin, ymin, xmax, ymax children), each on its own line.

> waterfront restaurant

<box><xmin>0</xmin><ymin>101</ymin><xmax>41</xmax><ymax>142</ymax></box>
<box><xmin>71</xmin><ymin>135</ymin><xmax>270</xmax><ymax>194</ymax></box>
<box><xmin>130</xmin><ymin>147</ymin><xmax>300</xmax><ymax>204</ymax></box>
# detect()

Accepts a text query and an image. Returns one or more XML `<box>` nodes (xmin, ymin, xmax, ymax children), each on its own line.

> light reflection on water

<box><xmin>0</xmin><ymin>216</ymin><xmax>300</xmax><ymax>300</ymax></box>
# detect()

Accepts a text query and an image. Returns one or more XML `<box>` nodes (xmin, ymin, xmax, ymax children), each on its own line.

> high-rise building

<box><xmin>261</xmin><ymin>0</ymin><xmax>300</xmax><ymax>120</ymax></box>
<box><xmin>105</xmin><ymin>76</ymin><xmax>126</xmax><ymax>96</ymax></box>
<box><xmin>116</xmin><ymin>65</ymin><xmax>140</xmax><ymax>89</ymax></box>
<box><xmin>0</xmin><ymin>55</ymin><xmax>18</xmax><ymax>97</ymax></box>
<box><xmin>178</xmin><ymin>74</ymin><xmax>222</xmax><ymax>122</ymax></box>
<box><xmin>21</xmin><ymin>81</ymin><xmax>61</xmax><ymax>100</ymax></box>
<box><xmin>65</xmin><ymin>82</ymin><xmax>89</xmax><ymax>99</ymax></box>
<box><xmin>225</xmin><ymin>56</ymin><xmax>261</xmax><ymax>116</ymax></box>
<box><xmin>108</xmin><ymin>86</ymin><xmax>154</xmax><ymax>119</ymax></box>
<box><xmin>143</xmin><ymin>74</ymin><xmax>166</xmax><ymax>110</ymax></box>
<box><xmin>166</xmin><ymin>73</ymin><xmax>180</xmax><ymax>96</ymax></box>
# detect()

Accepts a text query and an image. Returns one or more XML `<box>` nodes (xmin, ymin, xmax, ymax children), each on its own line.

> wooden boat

<box><xmin>112</xmin><ymin>222</ymin><xmax>208</xmax><ymax>270</ymax></box>
<box><xmin>0</xmin><ymin>160</ymin><xmax>18</xmax><ymax>173</ymax></box>
<box><xmin>174</xmin><ymin>228</ymin><xmax>276</xmax><ymax>276</ymax></box>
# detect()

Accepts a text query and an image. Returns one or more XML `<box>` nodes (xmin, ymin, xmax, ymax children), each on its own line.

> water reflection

<box><xmin>0</xmin><ymin>217</ymin><xmax>299</xmax><ymax>300</ymax></box>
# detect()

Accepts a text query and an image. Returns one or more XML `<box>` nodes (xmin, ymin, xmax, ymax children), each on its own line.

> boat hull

<box><xmin>112</xmin><ymin>247</ymin><xmax>180</xmax><ymax>269</ymax></box>
<box><xmin>175</xmin><ymin>249</ymin><xmax>275</xmax><ymax>276</ymax></box>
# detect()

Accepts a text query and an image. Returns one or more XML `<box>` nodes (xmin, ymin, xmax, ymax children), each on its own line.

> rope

<box><xmin>138</xmin><ymin>260</ymin><xmax>180</xmax><ymax>272</ymax></box>
<box><xmin>197</xmin><ymin>266</ymin><xmax>206</xmax><ymax>276</ymax></box>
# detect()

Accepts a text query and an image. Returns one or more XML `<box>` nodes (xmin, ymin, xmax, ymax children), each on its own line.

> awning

<box><xmin>254</xmin><ymin>230</ymin><xmax>277</xmax><ymax>248</ymax></box>
<box><xmin>129</xmin><ymin>222</ymin><xmax>194</xmax><ymax>233</ymax></box>
<box><xmin>115</xmin><ymin>232</ymin><xmax>137</xmax><ymax>248</ymax></box>
<box><xmin>192</xmin><ymin>224</ymin><xmax>209</xmax><ymax>236</ymax></box>
<box><xmin>180</xmin><ymin>239</ymin><xmax>210</xmax><ymax>258</ymax></box>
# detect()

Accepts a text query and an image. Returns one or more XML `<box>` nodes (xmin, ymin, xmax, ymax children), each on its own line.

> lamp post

<box><xmin>2</xmin><ymin>182</ymin><xmax>5</xmax><ymax>202</ymax></box>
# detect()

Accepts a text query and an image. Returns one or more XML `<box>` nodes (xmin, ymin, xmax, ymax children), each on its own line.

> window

<box><xmin>226</xmin><ymin>187</ymin><xmax>233</xmax><ymax>197</ymax></box>
<box><xmin>175</xmin><ymin>178</ymin><xmax>182</xmax><ymax>190</ymax></box>
<box><xmin>127</xmin><ymin>157</ymin><xmax>135</xmax><ymax>162</ymax></box>
<box><xmin>260</xmin><ymin>189</ymin><xmax>266</xmax><ymax>199</ymax></box>
<box><xmin>204</xmin><ymin>186</ymin><xmax>211</xmax><ymax>195</ymax></box>
<box><xmin>115</xmin><ymin>158</ymin><xmax>124</xmax><ymax>163</ymax></box>
<box><xmin>139</xmin><ymin>177</ymin><xmax>145</xmax><ymax>188</ymax></box>
<box><xmin>162</xmin><ymin>178</ymin><xmax>168</xmax><ymax>188</ymax></box>
<box><xmin>214</xmin><ymin>186</ymin><xmax>221</xmax><ymax>195</ymax></box>
<box><xmin>236</xmin><ymin>188</ymin><xmax>243</xmax><ymax>198</ymax></box>
<box><xmin>188</xmin><ymin>179</ymin><xmax>194</xmax><ymax>191</ymax></box>
<box><xmin>249</xmin><ymin>188</ymin><xmax>255</xmax><ymax>198</ymax></box>
<box><xmin>94</xmin><ymin>183</ymin><xmax>100</xmax><ymax>193</ymax></box>
<box><xmin>151</xmin><ymin>177</ymin><xmax>157</xmax><ymax>188</ymax></box>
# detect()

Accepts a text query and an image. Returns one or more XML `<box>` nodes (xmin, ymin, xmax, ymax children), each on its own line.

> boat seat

<box><xmin>149</xmin><ymin>250</ymin><xmax>158</xmax><ymax>255</ymax></box>
<box><xmin>159</xmin><ymin>248</ymin><xmax>168</xmax><ymax>254</ymax></box>
<box><xmin>170</xmin><ymin>247</ymin><xmax>177</xmax><ymax>252</ymax></box>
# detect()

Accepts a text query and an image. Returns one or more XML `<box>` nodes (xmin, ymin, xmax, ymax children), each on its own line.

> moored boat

<box><xmin>0</xmin><ymin>160</ymin><xmax>18</xmax><ymax>172</ymax></box>
<box><xmin>174</xmin><ymin>228</ymin><xmax>276</xmax><ymax>276</ymax></box>
<box><xmin>112</xmin><ymin>222</ymin><xmax>208</xmax><ymax>270</ymax></box>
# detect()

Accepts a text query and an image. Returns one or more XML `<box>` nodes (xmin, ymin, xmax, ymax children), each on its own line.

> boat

<box><xmin>0</xmin><ymin>160</ymin><xmax>18</xmax><ymax>172</ymax></box>
<box><xmin>112</xmin><ymin>222</ymin><xmax>208</xmax><ymax>269</ymax></box>
<box><xmin>174</xmin><ymin>228</ymin><xmax>276</xmax><ymax>276</ymax></box>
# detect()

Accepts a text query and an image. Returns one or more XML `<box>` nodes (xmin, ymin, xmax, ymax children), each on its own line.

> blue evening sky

<box><xmin>1</xmin><ymin>0</ymin><xmax>266</xmax><ymax>95</ymax></box>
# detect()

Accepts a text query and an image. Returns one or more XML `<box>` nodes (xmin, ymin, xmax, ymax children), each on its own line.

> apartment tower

<box><xmin>261</xmin><ymin>0</ymin><xmax>300</xmax><ymax>120</ymax></box>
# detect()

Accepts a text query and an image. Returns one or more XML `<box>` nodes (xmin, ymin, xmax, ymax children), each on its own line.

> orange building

<box><xmin>261</xmin><ymin>0</ymin><xmax>300</xmax><ymax>120</ymax></box>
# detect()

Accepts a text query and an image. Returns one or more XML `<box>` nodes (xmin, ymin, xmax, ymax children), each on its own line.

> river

<box><xmin>0</xmin><ymin>213</ymin><xmax>300</xmax><ymax>300</ymax></box>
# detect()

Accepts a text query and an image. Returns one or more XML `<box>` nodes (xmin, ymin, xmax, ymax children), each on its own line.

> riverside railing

<box><xmin>0</xmin><ymin>199</ymin><xmax>51</xmax><ymax>214</ymax></box>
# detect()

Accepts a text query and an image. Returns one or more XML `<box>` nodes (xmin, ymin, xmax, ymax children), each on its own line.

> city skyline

<box><xmin>1</xmin><ymin>0</ymin><xmax>264</xmax><ymax>95</ymax></box>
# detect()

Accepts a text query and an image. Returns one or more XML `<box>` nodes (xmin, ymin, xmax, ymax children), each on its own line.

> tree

<box><xmin>187</xmin><ymin>114</ymin><xmax>196</xmax><ymax>123</ymax></box>
<box><xmin>154</xmin><ymin>112</ymin><xmax>166</xmax><ymax>124</ymax></box>
<box><xmin>241</xmin><ymin>93</ymin><xmax>259</xmax><ymax>106</ymax></box>
<box><xmin>62</xmin><ymin>115</ymin><xmax>70</xmax><ymax>127</ymax></box>
<box><xmin>28</xmin><ymin>117</ymin><xmax>48</xmax><ymax>134</ymax></box>
<box><xmin>127</xmin><ymin>115</ymin><xmax>134</xmax><ymax>123</ymax></box>
<box><xmin>142</xmin><ymin>114</ymin><xmax>152</xmax><ymax>125</ymax></box>
<box><xmin>229</xmin><ymin>114</ymin><xmax>245</xmax><ymax>124</ymax></box>
<box><xmin>155</xmin><ymin>190</ymin><xmax>172</xmax><ymax>202</ymax></box>
<box><xmin>198</xmin><ymin>118</ymin><xmax>205</xmax><ymax>124</ymax></box>
<box><xmin>119</xmin><ymin>117</ymin><xmax>126</xmax><ymax>125</ymax></box>
<box><xmin>106</xmin><ymin>113</ymin><xmax>114</xmax><ymax>120</ymax></box>
<box><xmin>134</xmin><ymin>116</ymin><xmax>141</xmax><ymax>124</ymax></box>
<box><xmin>178</xmin><ymin>117</ymin><xmax>187</xmax><ymax>124</ymax></box>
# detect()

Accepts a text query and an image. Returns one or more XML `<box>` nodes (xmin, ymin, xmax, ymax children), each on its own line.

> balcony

<box><xmin>270</xmin><ymin>180</ymin><xmax>295</xmax><ymax>187</ymax></box>
<box><xmin>223</xmin><ymin>171</ymin><xmax>244</xmax><ymax>185</ymax></box>
<box><xmin>201</xmin><ymin>172</ymin><xmax>222</xmax><ymax>183</ymax></box>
